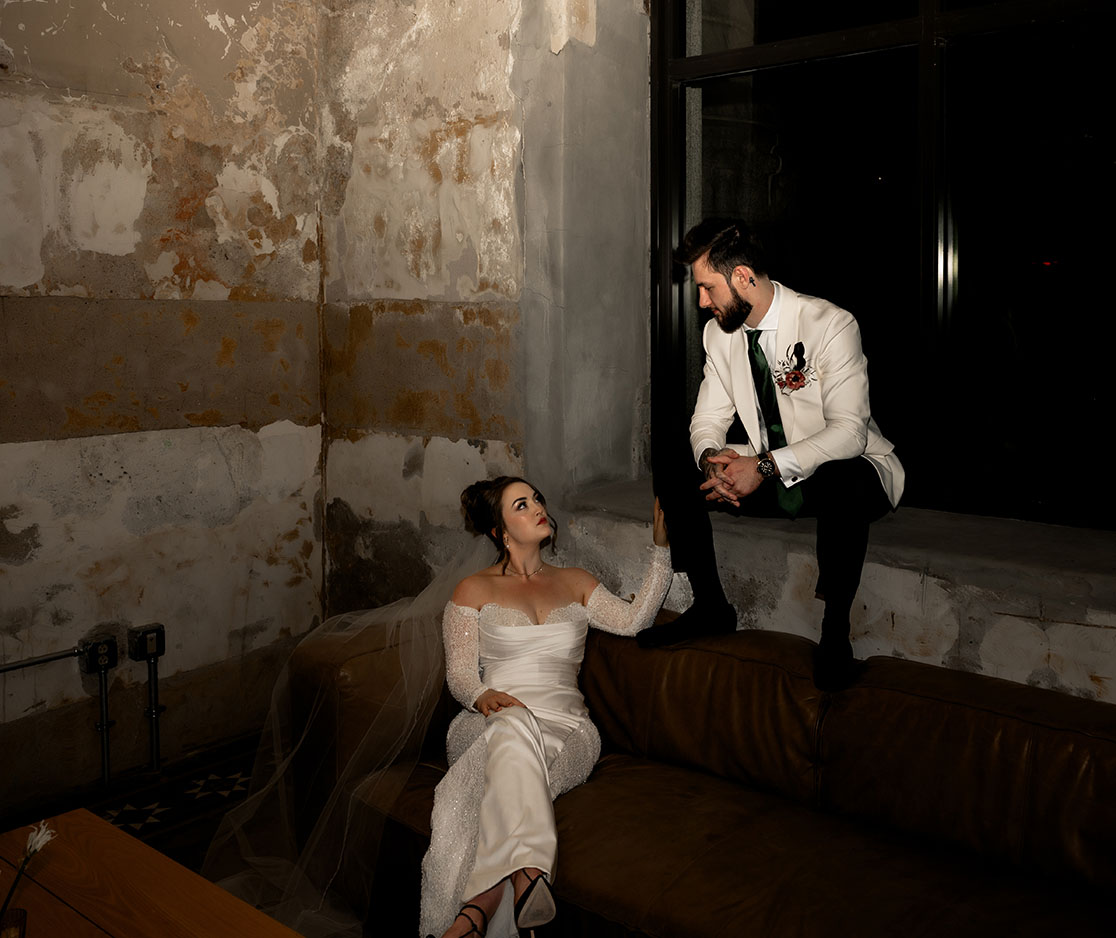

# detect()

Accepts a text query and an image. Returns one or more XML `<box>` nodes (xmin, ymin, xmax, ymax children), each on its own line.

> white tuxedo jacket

<box><xmin>689</xmin><ymin>283</ymin><xmax>904</xmax><ymax>508</ymax></box>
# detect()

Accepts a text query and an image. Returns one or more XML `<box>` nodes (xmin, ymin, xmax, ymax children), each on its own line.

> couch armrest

<box><xmin>286</xmin><ymin>624</ymin><xmax>453</xmax><ymax>841</ymax></box>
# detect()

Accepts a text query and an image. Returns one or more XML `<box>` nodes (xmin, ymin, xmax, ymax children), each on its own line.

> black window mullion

<box><xmin>669</xmin><ymin>18</ymin><xmax>921</xmax><ymax>83</ymax></box>
<box><xmin>650</xmin><ymin>0</ymin><xmax>690</xmax><ymax>453</ymax></box>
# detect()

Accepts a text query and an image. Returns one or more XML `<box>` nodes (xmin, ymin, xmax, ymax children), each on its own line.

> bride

<box><xmin>422</xmin><ymin>476</ymin><xmax>671</xmax><ymax>938</ymax></box>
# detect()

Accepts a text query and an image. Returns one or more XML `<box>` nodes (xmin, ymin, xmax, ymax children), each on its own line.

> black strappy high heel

<box><xmin>425</xmin><ymin>902</ymin><xmax>489</xmax><ymax>938</ymax></box>
<box><xmin>514</xmin><ymin>871</ymin><xmax>556</xmax><ymax>936</ymax></box>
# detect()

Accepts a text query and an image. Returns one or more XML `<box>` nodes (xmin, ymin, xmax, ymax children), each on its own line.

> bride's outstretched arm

<box><xmin>586</xmin><ymin>546</ymin><xmax>673</xmax><ymax>636</ymax></box>
<box><xmin>442</xmin><ymin>600</ymin><xmax>490</xmax><ymax>711</ymax></box>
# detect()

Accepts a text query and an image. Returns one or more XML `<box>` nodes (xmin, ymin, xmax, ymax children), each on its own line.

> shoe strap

<box><xmin>458</xmin><ymin>903</ymin><xmax>489</xmax><ymax>936</ymax></box>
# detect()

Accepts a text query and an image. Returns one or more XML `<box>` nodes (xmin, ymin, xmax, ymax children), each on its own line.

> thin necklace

<box><xmin>505</xmin><ymin>561</ymin><xmax>544</xmax><ymax>578</ymax></box>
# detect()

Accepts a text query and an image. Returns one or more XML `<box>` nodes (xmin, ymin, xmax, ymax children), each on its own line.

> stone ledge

<box><xmin>567</xmin><ymin>478</ymin><xmax>1116</xmax><ymax>597</ymax></box>
<box><xmin>562</xmin><ymin>478</ymin><xmax>1116</xmax><ymax>703</ymax></box>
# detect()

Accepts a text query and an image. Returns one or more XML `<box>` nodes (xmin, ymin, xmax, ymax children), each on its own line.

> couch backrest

<box><xmin>819</xmin><ymin>655</ymin><xmax>1116</xmax><ymax>890</ymax></box>
<box><xmin>579</xmin><ymin>629</ymin><xmax>823</xmax><ymax>806</ymax></box>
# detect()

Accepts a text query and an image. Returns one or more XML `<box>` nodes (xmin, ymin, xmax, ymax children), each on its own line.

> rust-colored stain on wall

<box><xmin>216</xmin><ymin>337</ymin><xmax>238</xmax><ymax>368</ymax></box>
<box><xmin>185</xmin><ymin>409</ymin><xmax>226</xmax><ymax>426</ymax></box>
<box><xmin>324</xmin><ymin>298</ymin><xmax>521</xmax><ymax>442</ymax></box>
<box><xmin>0</xmin><ymin>298</ymin><xmax>319</xmax><ymax>443</ymax></box>
<box><xmin>419</xmin><ymin>115</ymin><xmax>501</xmax><ymax>186</ymax></box>
<box><xmin>253</xmin><ymin>321</ymin><xmax>287</xmax><ymax>352</ymax></box>
<box><xmin>417</xmin><ymin>340</ymin><xmax>454</xmax><ymax>378</ymax></box>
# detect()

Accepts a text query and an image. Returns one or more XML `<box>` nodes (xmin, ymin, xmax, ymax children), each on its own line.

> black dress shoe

<box><xmin>637</xmin><ymin>602</ymin><xmax>737</xmax><ymax>648</ymax></box>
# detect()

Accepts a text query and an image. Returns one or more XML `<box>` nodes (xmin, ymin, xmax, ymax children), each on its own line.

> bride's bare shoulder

<box><xmin>451</xmin><ymin>566</ymin><xmax>502</xmax><ymax>609</ymax></box>
<box><xmin>553</xmin><ymin>565</ymin><xmax>599</xmax><ymax>600</ymax></box>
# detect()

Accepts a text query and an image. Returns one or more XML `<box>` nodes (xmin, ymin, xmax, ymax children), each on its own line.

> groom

<box><xmin>643</xmin><ymin>218</ymin><xmax>904</xmax><ymax>690</ymax></box>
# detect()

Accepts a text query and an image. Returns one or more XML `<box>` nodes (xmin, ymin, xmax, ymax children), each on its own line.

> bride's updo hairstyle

<box><xmin>461</xmin><ymin>476</ymin><xmax>557</xmax><ymax>568</ymax></box>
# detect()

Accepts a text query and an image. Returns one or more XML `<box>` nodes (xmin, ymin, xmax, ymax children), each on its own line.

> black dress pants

<box><xmin>655</xmin><ymin>439</ymin><xmax>893</xmax><ymax>634</ymax></box>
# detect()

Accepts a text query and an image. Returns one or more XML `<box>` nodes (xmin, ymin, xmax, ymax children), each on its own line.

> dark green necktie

<box><xmin>747</xmin><ymin>329</ymin><xmax>804</xmax><ymax>517</ymax></box>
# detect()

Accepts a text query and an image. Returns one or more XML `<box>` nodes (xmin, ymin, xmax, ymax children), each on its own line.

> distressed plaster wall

<box><xmin>317</xmin><ymin>0</ymin><xmax>653</xmax><ymax>608</ymax></box>
<box><xmin>0</xmin><ymin>0</ymin><xmax>321</xmax><ymax>301</ymax></box>
<box><xmin>0</xmin><ymin>0</ymin><xmax>326</xmax><ymax>807</ymax></box>
<box><xmin>1</xmin><ymin>0</ymin><xmax>656</xmax><ymax>809</ymax></box>
<box><xmin>317</xmin><ymin>0</ymin><xmax>528</xmax><ymax>609</ymax></box>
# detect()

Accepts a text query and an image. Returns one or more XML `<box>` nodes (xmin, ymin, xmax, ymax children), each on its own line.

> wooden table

<box><xmin>0</xmin><ymin>810</ymin><xmax>300</xmax><ymax>937</ymax></box>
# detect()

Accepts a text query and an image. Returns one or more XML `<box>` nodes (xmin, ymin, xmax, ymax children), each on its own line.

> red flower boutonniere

<box><xmin>773</xmin><ymin>341</ymin><xmax>816</xmax><ymax>395</ymax></box>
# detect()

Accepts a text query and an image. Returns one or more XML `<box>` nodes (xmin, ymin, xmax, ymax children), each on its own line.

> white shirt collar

<box><xmin>747</xmin><ymin>280</ymin><xmax>781</xmax><ymax>333</ymax></box>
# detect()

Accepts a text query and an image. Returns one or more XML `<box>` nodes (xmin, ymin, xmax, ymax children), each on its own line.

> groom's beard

<box><xmin>713</xmin><ymin>283</ymin><xmax>752</xmax><ymax>334</ymax></box>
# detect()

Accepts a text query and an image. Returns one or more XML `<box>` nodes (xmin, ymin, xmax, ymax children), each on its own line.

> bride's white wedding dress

<box><xmin>419</xmin><ymin>547</ymin><xmax>672</xmax><ymax>938</ymax></box>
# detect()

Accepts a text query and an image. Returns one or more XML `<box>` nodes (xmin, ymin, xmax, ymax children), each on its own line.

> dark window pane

<box><xmin>682</xmin><ymin>49</ymin><xmax>920</xmax><ymax>452</ymax></box>
<box><xmin>667</xmin><ymin>2</ymin><xmax>1112</xmax><ymax>529</ymax></box>
<box><xmin>937</xmin><ymin>15</ymin><xmax>1113</xmax><ymax>527</ymax></box>
<box><xmin>687</xmin><ymin>0</ymin><xmax>915</xmax><ymax>55</ymax></box>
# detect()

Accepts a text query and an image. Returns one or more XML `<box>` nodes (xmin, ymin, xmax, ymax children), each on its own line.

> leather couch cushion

<box><xmin>820</xmin><ymin>654</ymin><xmax>1116</xmax><ymax>889</ymax></box>
<box><xmin>552</xmin><ymin>753</ymin><xmax>1109</xmax><ymax>938</ymax></box>
<box><xmin>579</xmin><ymin>629</ymin><xmax>822</xmax><ymax>805</ymax></box>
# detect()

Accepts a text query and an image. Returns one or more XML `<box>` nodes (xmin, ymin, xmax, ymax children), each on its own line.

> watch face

<box><xmin>758</xmin><ymin>457</ymin><xmax>775</xmax><ymax>478</ymax></box>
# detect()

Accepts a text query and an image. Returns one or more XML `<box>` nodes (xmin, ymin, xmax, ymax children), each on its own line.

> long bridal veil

<box><xmin>202</xmin><ymin>533</ymin><xmax>497</xmax><ymax>937</ymax></box>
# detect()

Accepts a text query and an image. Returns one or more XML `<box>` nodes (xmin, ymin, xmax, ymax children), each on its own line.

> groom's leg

<box><xmin>799</xmin><ymin>458</ymin><xmax>893</xmax><ymax>688</ymax></box>
<box><xmin>640</xmin><ymin>436</ymin><xmax>736</xmax><ymax>647</ymax></box>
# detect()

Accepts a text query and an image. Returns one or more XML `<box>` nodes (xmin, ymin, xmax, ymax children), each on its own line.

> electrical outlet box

<box><xmin>127</xmin><ymin>623</ymin><xmax>166</xmax><ymax>661</ymax></box>
<box><xmin>78</xmin><ymin>636</ymin><xmax>119</xmax><ymax>673</ymax></box>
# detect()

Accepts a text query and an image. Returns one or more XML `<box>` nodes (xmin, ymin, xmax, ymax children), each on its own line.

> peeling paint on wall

<box><xmin>0</xmin><ymin>0</ymin><xmax>320</xmax><ymax>300</ymax></box>
<box><xmin>0</xmin><ymin>505</ymin><xmax>39</xmax><ymax>566</ymax></box>
<box><xmin>0</xmin><ymin>99</ymin><xmax>153</xmax><ymax>290</ymax></box>
<box><xmin>322</xmin><ymin>0</ymin><xmax>522</xmax><ymax>301</ymax></box>
<box><xmin>546</xmin><ymin>0</ymin><xmax>598</xmax><ymax>54</ymax></box>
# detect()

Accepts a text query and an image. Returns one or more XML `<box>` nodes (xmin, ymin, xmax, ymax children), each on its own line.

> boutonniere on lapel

<box><xmin>773</xmin><ymin>341</ymin><xmax>816</xmax><ymax>394</ymax></box>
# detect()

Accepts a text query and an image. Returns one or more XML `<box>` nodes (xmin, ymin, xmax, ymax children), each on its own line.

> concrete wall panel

<box><xmin>327</xmin><ymin>431</ymin><xmax>522</xmax><ymax>530</ymax></box>
<box><xmin>0</xmin><ymin>420</ymin><xmax>321</xmax><ymax>720</ymax></box>
<box><xmin>324</xmin><ymin>298</ymin><xmax>521</xmax><ymax>443</ymax></box>
<box><xmin>0</xmin><ymin>297</ymin><xmax>319</xmax><ymax>443</ymax></box>
<box><xmin>324</xmin><ymin>431</ymin><xmax>521</xmax><ymax>612</ymax></box>
<box><xmin>0</xmin><ymin>0</ymin><xmax>661</xmax><ymax>813</ymax></box>
<box><xmin>519</xmin><ymin>0</ymin><xmax>651</xmax><ymax>499</ymax></box>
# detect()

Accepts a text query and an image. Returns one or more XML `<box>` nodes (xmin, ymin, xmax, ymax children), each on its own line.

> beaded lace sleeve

<box><xmin>586</xmin><ymin>546</ymin><xmax>673</xmax><ymax>636</ymax></box>
<box><xmin>442</xmin><ymin>600</ymin><xmax>489</xmax><ymax>711</ymax></box>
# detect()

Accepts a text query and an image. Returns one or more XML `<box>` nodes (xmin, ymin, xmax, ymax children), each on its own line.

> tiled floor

<box><xmin>88</xmin><ymin>742</ymin><xmax>256</xmax><ymax>871</ymax></box>
<box><xmin>3</xmin><ymin>738</ymin><xmax>258</xmax><ymax>874</ymax></box>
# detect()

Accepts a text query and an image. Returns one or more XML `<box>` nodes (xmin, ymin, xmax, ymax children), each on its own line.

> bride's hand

<box><xmin>652</xmin><ymin>497</ymin><xmax>669</xmax><ymax>548</ymax></box>
<box><xmin>475</xmin><ymin>688</ymin><xmax>526</xmax><ymax>716</ymax></box>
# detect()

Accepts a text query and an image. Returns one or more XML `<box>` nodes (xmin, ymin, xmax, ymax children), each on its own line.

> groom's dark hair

<box><xmin>674</xmin><ymin>218</ymin><xmax>770</xmax><ymax>280</ymax></box>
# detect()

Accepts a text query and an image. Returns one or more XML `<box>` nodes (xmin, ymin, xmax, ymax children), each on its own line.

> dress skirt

<box><xmin>419</xmin><ymin>615</ymin><xmax>601</xmax><ymax>938</ymax></box>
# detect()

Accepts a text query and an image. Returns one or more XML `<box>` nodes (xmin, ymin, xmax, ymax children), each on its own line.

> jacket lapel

<box><xmin>774</xmin><ymin>287</ymin><xmax>800</xmax><ymax>443</ymax></box>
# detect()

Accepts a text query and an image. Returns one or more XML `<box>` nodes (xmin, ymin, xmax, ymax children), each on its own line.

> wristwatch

<box><xmin>756</xmin><ymin>453</ymin><xmax>778</xmax><ymax>480</ymax></box>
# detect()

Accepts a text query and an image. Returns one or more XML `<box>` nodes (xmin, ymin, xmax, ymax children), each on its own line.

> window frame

<box><xmin>650</xmin><ymin>0</ymin><xmax>1109</xmax><ymax>525</ymax></box>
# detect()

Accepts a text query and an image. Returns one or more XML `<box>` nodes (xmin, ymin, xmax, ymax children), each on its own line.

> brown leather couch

<box><xmin>290</xmin><ymin>627</ymin><xmax>1115</xmax><ymax>936</ymax></box>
